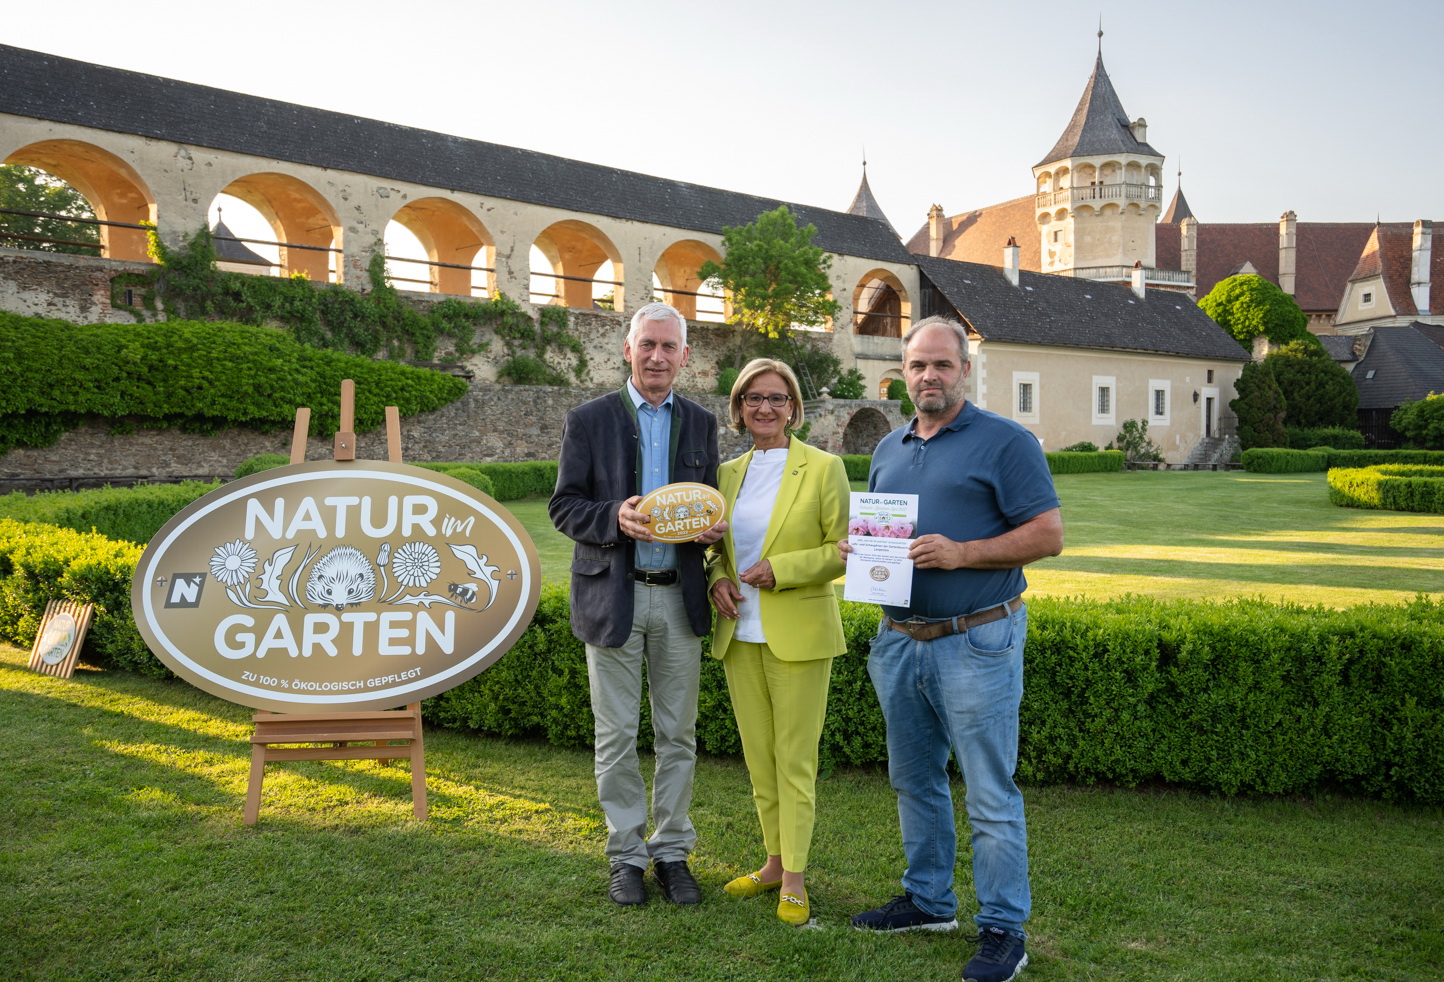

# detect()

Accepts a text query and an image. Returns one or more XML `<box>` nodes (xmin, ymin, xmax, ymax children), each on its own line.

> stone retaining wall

<box><xmin>0</xmin><ymin>384</ymin><xmax>906</xmax><ymax>491</ymax></box>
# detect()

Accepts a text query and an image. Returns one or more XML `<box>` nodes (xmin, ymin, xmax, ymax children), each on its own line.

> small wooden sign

<box><xmin>28</xmin><ymin>600</ymin><xmax>95</xmax><ymax>679</ymax></box>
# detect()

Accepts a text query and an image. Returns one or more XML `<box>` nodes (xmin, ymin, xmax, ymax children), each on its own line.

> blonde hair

<box><xmin>728</xmin><ymin>358</ymin><xmax>805</xmax><ymax>434</ymax></box>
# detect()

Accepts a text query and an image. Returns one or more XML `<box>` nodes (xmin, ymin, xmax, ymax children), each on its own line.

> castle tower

<box><xmin>1032</xmin><ymin>49</ymin><xmax>1164</xmax><ymax>276</ymax></box>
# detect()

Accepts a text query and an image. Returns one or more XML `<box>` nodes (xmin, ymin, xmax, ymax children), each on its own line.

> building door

<box><xmin>1205</xmin><ymin>397</ymin><xmax>1215</xmax><ymax>438</ymax></box>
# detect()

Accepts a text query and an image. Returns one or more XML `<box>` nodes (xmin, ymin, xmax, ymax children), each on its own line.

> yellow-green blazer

<box><xmin>707</xmin><ymin>435</ymin><xmax>849</xmax><ymax>662</ymax></box>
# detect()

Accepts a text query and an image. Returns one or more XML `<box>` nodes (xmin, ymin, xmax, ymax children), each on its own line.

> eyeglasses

<box><xmin>742</xmin><ymin>393</ymin><xmax>793</xmax><ymax>408</ymax></box>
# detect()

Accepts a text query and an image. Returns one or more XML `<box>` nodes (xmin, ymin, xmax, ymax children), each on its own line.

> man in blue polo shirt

<box><xmin>844</xmin><ymin>316</ymin><xmax>1063</xmax><ymax>982</ymax></box>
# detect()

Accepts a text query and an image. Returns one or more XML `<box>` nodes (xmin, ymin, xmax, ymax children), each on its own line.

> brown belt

<box><xmin>885</xmin><ymin>596</ymin><xmax>1022</xmax><ymax>642</ymax></box>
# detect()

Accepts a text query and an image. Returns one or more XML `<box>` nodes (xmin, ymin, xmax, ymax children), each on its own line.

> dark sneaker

<box><xmin>851</xmin><ymin>893</ymin><xmax>958</xmax><ymax>932</ymax></box>
<box><xmin>963</xmin><ymin>926</ymin><xmax>1028</xmax><ymax>982</ymax></box>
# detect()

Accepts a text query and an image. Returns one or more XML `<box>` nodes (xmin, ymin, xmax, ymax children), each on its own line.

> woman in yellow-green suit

<box><xmin>708</xmin><ymin>358</ymin><xmax>849</xmax><ymax>926</ymax></box>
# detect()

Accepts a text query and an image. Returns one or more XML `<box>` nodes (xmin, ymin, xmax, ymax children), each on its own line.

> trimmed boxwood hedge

<box><xmin>5</xmin><ymin>516</ymin><xmax>1439</xmax><ymax>802</ymax></box>
<box><xmin>839</xmin><ymin>451</ymin><xmax>1122</xmax><ymax>481</ymax></box>
<box><xmin>1328</xmin><ymin>465</ymin><xmax>1444</xmax><ymax>513</ymax></box>
<box><xmin>234</xmin><ymin>455</ymin><xmax>553</xmax><ymax>502</ymax></box>
<box><xmin>1244</xmin><ymin>448</ymin><xmax>1444</xmax><ymax>473</ymax></box>
<box><xmin>1241</xmin><ymin>448</ymin><xmax>1330</xmax><ymax>473</ymax></box>
<box><xmin>0</xmin><ymin>481</ymin><xmax>220</xmax><ymax>544</ymax></box>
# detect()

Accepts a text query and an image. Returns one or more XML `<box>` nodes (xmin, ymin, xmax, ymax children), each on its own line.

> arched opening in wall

<box><xmin>878</xmin><ymin>371</ymin><xmax>903</xmax><ymax>400</ymax></box>
<box><xmin>653</xmin><ymin>239</ymin><xmax>724</xmax><ymax>321</ymax></box>
<box><xmin>1055</xmin><ymin>166</ymin><xmax>1071</xmax><ymax>190</ymax></box>
<box><xmin>1036</xmin><ymin>170</ymin><xmax>1053</xmax><ymax>194</ymax></box>
<box><xmin>842</xmin><ymin>407</ymin><xmax>894</xmax><ymax>455</ymax></box>
<box><xmin>3</xmin><ymin>140</ymin><xmax>155</xmax><ymax>260</ymax></box>
<box><xmin>530</xmin><ymin>220</ymin><xmax>622</xmax><ymax>310</ymax></box>
<box><xmin>211</xmin><ymin>174</ymin><xmax>340</xmax><ymax>282</ymax></box>
<box><xmin>852</xmin><ymin>269</ymin><xmax>911</xmax><ymax>337</ymax></box>
<box><xmin>386</xmin><ymin>198</ymin><xmax>493</xmax><ymax>297</ymax></box>
<box><xmin>209</xmin><ymin>194</ymin><xmax>279</xmax><ymax>274</ymax></box>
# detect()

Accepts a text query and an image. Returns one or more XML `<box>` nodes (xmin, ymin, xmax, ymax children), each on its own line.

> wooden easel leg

<box><xmin>409</xmin><ymin>702</ymin><xmax>428</xmax><ymax>820</ymax></box>
<box><xmin>244</xmin><ymin>744</ymin><xmax>267</xmax><ymax>825</ymax></box>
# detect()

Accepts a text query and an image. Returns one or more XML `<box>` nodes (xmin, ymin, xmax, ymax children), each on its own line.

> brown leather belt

<box><xmin>885</xmin><ymin>596</ymin><xmax>1022</xmax><ymax>641</ymax></box>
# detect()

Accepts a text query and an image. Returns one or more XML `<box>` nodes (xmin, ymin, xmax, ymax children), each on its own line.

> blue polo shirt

<box><xmin>868</xmin><ymin>401</ymin><xmax>1059</xmax><ymax>620</ymax></box>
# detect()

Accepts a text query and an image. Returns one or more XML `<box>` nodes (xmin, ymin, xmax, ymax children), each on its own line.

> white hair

<box><xmin>627</xmin><ymin>302</ymin><xmax>688</xmax><ymax>346</ymax></box>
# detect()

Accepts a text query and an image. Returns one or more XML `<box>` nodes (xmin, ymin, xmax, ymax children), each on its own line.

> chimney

<box><xmin>1278</xmin><ymin>210</ymin><xmax>1298</xmax><ymax>296</ymax></box>
<box><xmin>1131</xmin><ymin>260</ymin><xmax>1146</xmax><ymax>299</ymax></box>
<box><xmin>1412</xmin><ymin>220</ymin><xmax>1433</xmax><ymax>315</ymax></box>
<box><xmin>1130</xmin><ymin>117</ymin><xmax>1148</xmax><ymax>143</ymax></box>
<box><xmin>1003</xmin><ymin>236</ymin><xmax>1020</xmax><ymax>286</ymax></box>
<box><xmin>928</xmin><ymin>204</ymin><xmax>945</xmax><ymax>258</ymax></box>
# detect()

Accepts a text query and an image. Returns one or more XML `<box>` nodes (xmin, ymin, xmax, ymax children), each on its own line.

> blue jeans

<box><xmin>867</xmin><ymin>603</ymin><xmax>1031</xmax><ymax>937</ymax></box>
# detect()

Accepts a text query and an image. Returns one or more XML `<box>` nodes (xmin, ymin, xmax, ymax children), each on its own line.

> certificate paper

<box><xmin>844</xmin><ymin>493</ymin><xmax>918</xmax><ymax>606</ymax></box>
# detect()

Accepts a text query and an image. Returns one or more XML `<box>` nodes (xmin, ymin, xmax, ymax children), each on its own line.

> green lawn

<box><xmin>2</xmin><ymin>646</ymin><xmax>1440</xmax><ymax>982</ymax></box>
<box><xmin>518</xmin><ymin>471</ymin><xmax>1442</xmax><ymax>608</ymax></box>
<box><xmin>4</xmin><ymin>469</ymin><xmax>1442</xmax><ymax>980</ymax></box>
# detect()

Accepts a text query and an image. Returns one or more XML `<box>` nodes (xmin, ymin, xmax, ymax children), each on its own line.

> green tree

<box><xmin>1391</xmin><ymin>392</ymin><xmax>1444</xmax><ymax>448</ymax></box>
<box><xmin>1231</xmin><ymin>361</ymin><xmax>1289</xmax><ymax>449</ymax></box>
<box><xmin>1264</xmin><ymin>340</ymin><xmax>1359</xmax><ymax>430</ymax></box>
<box><xmin>697</xmin><ymin>205</ymin><xmax>841</xmax><ymax>377</ymax></box>
<box><xmin>0</xmin><ymin>164</ymin><xmax>101</xmax><ymax>255</ymax></box>
<box><xmin>1198</xmin><ymin>274</ymin><xmax>1311</xmax><ymax>350</ymax></box>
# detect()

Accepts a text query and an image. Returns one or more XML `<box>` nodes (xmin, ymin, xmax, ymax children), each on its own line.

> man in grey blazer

<box><xmin>549</xmin><ymin>302</ymin><xmax>725</xmax><ymax>908</ymax></box>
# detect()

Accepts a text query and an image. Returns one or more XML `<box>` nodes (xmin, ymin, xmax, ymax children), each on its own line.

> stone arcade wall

<box><xmin>0</xmin><ymin>382</ymin><xmax>906</xmax><ymax>492</ymax></box>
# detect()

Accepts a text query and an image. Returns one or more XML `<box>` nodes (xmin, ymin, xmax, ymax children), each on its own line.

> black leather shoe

<box><xmin>608</xmin><ymin>862</ymin><xmax>648</xmax><ymax>906</ymax></box>
<box><xmin>653</xmin><ymin>860</ymin><xmax>702</xmax><ymax>905</ymax></box>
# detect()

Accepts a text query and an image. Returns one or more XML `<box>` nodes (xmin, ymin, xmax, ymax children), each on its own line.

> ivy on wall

<box><xmin>109</xmin><ymin>226</ymin><xmax>586</xmax><ymax>382</ymax></box>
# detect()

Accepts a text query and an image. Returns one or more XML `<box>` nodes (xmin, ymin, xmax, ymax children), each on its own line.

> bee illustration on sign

<box><xmin>204</xmin><ymin>517</ymin><xmax>504</xmax><ymax>614</ymax></box>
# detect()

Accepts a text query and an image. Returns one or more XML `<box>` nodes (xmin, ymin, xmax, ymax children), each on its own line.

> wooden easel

<box><xmin>243</xmin><ymin>379</ymin><xmax>428</xmax><ymax>824</ymax></box>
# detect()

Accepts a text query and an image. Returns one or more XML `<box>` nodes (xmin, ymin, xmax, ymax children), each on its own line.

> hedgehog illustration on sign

<box><xmin>305</xmin><ymin>545</ymin><xmax>378</xmax><ymax>610</ymax></box>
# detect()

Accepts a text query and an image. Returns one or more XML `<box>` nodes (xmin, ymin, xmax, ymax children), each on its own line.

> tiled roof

<box><xmin>1352</xmin><ymin>323</ymin><xmax>1444</xmax><ymax>408</ymax></box>
<box><xmin>0</xmin><ymin>44</ymin><xmax>913</xmax><ymax>266</ymax></box>
<box><xmin>1036</xmin><ymin>54</ymin><xmax>1160</xmax><ymax>167</ymax></box>
<box><xmin>904</xmin><ymin>195</ymin><xmax>1039</xmax><ymax>268</ymax></box>
<box><xmin>1182</xmin><ymin>222</ymin><xmax>1375</xmax><ymax>313</ymax></box>
<box><xmin>917</xmin><ymin>254</ymin><xmax>1247</xmax><ymax>361</ymax></box>
<box><xmin>1318</xmin><ymin>334</ymin><xmax>1359</xmax><ymax>364</ymax></box>
<box><xmin>1349</xmin><ymin>224</ymin><xmax>1444</xmax><ymax>316</ymax></box>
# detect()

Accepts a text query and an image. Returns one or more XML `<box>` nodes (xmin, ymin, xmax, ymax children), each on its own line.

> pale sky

<box><xmin>7</xmin><ymin>0</ymin><xmax>1441</xmax><ymax>242</ymax></box>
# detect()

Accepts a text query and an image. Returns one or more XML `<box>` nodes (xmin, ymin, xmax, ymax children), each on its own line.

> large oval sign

<box><xmin>132</xmin><ymin>461</ymin><xmax>541</xmax><ymax>712</ymax></box>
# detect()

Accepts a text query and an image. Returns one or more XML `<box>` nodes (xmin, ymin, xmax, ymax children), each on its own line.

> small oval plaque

<box><xmin>131</xmin><ymin>460</ymin><xmax>541</xmax><ymax>712</ymax></box>
<box><xmin>636</xmin><ymin>481</ymin><xmax>727</xmax><ymax>543</ymax></box>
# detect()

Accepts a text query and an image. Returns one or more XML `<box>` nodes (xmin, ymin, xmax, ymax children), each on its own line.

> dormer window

<box><xmin>1361</xmin><ymin>290</ymin><xmax>1375</xmax><ymax>309</ymax></box>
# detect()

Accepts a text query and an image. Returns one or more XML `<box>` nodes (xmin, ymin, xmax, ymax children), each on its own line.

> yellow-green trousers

<box><xmin>722</xmin><ymin>640</ymin><xmax>833</xmax><ymax>872</ymax></box>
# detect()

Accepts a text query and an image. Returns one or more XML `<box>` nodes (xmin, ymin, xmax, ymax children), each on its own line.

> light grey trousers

<box><xmin>584</xmin><ymin>582</ymin><xmax>701</xmax><ymax>868</ymax></box>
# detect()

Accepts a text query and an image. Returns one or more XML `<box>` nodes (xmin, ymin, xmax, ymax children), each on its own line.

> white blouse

<box><xmin>730</xmin><ymin>447</ymin><xmax>788</xmax><ymax>643</ymax></box>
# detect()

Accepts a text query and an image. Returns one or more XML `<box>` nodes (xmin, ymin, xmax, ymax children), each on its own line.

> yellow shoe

<box><xmin>777</xmin><ymin>889</ymin><xmax>810</xmax><ymax>926</ymax></box>
<box><xmin>724</xmin><ymin>872</ymin><xmax>782</xmax><ymax>898</ymax></box>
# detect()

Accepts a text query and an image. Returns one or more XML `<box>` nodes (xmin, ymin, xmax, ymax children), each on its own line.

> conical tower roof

<box><xmin>1160</xmin><ymin>185</ymin><xmax>1195</xmax><ymax>224</ymax></box>
<box><xmin>846</xmin><ymin>166</ymin><xmax>897</xmax><ymax>236</ymax></box>
<box><xmin>211</xmin><ymin>217</ymin><xmax>273</xmax><ymax>266</ymax></box>
<box><xmin>1036</xmin><ymin>54</ymin><xmax>1160</xmax><ymax>167</ymax></box>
